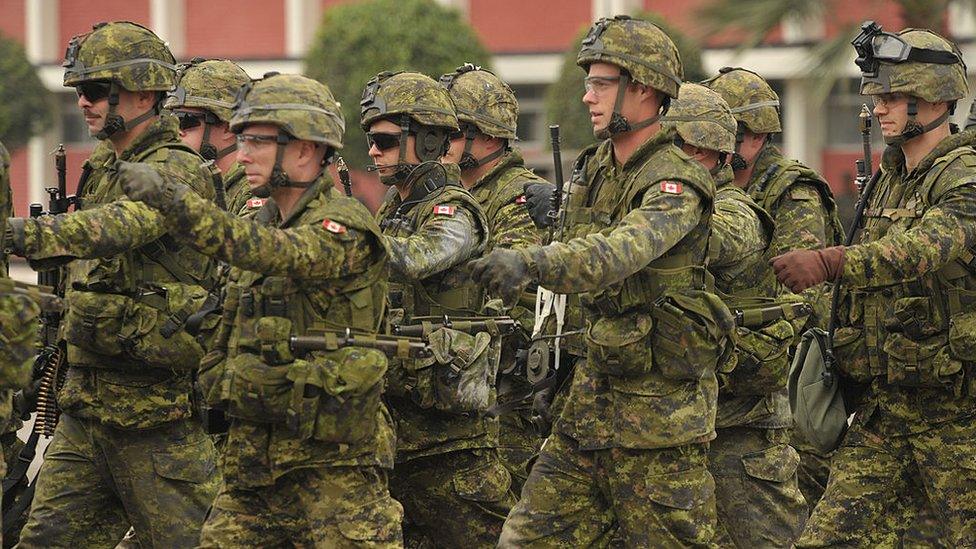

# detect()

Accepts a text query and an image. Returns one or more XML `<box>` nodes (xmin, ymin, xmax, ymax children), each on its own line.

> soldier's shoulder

<box><xmin>925</xmin><ymin>145</ymin><xmax>976</xmax><ymax>203</ymax></box>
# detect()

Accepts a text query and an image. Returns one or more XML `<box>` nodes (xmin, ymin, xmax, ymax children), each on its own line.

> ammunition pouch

<box><xmin>64</xmin><ymin>283</ymin><xmax>218</xmax><ymax>370</ymax></box>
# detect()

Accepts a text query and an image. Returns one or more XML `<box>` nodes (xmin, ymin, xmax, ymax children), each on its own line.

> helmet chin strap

<box><xmin>595</xmin><ymin>72</ymin><xmax>663</xmax><ymax>140</ymax></box>
<box><xmin>730</xmin><ymin>124</ymin><xmax>749</xmax><ymax>172</ymax></box>
<box><xmin>199</xmin><ymin>122</ymin><xmax>237</xmax><ymax>162</ymax></box>
<box><xmin>251</xmin><ymin>131</ymin><xmax>319</xmax><ymax>198</ymax></box>
<box><xmin>884</xmin><ymin>97</ymin><xmax>950</xmax><ymax>146</ymax></box>
<box><xmin>457</xmin><ymin>125</ymin><xmax>506</xmax><ymax>170</ymax></box>
<box><xmin>95</xmin><ymin>81</ymin><xmax>159</xmax><ymax>140</ymax></box>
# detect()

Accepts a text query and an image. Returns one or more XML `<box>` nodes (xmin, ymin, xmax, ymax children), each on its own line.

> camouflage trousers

<box><xmin>199</xmin><ymin>465</ymin><xmax>403</xmax><ymax>548</ymax></box>
<box><xmin>499</xmin><ymin>432</ymin><xmax>717</xmax><ymax>548</ymax></box>
<box><xmin>497</xmin><ymin>374</ymin><xmax>544</xmax><ymax>496</ymax></box>
<box><xmin>790</xmin><ymin>429</ymin><xmax>831</xmax><ymax>515</ymax></box>
<box><xmin>390</xmin><ymin>448</ymin><xmax>515</xmax><ymax>548</ymax></box>
<box><xmin>709</xmin><ymin>426</ymin><xmax>806</xmax><ymax>548</ymax></box>
<box><xmin>798</xmin><ymin>408</ymin><xmax>976</xmax><ymax>547</ymax></box>
<box><xmin>17</xmin><ymin>413</ymin><xmax>219</xmax><ymax>548</ymax></box>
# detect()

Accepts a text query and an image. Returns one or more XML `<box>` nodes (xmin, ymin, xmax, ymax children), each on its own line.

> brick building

<box><xmin>2</xmin><ymin>0</ymin><xmax>975</xmax><ymax>215</ymax></box>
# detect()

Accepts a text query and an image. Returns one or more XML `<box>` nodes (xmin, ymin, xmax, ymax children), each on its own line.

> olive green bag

<box><xmin>788</xmin><ymin>328</ymin><xmax>848</xmax><ymax>454</ymax></box>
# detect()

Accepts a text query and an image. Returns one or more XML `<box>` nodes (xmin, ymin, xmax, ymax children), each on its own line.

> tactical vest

<box><xmin>556</xmin><ymin>131</ymin><xmax>735</xmax><ymax>451</ymax></box>
<box><xmin>834</xmin><ymin>140</ymin><xmax>976</xmax><ymax>422</ymax></box>
<box><xmin>56</xmin><ymin>119</ymin><xmax>218</xmax><ymax>429</ymax></box>
<box><xmin>468</xmin><ymin>150</ymin><xmax>547</xmax><ymax>253</ymax></box>
<box><xmin>204</xmin><ymin>181</ymin><xmax>393</xmax><ymax>487</ymax></box>
<box><xmin>748</xmin><ymin>145</ymin><xmax>844</xmax><ymax>249</ymax></box>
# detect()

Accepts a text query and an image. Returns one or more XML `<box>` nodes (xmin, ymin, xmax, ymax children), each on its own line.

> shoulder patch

<box><xmin>322</xmin><ymin>219</ymin><xmax>347</xmax><ymax>234</ymax></box>
<box><xmin>515</xmin><ymin>195</ymin><xmax>527</xmax><ymax>204</ymax></box>
<box><xmin>433</xmin><ymin>204</ymin><xmax>456</xmax><ymax>216</ymax></box>
<box><xmin>660</xmin><ymin>181</ymin><xmax>683</xmax><ymax>195</ymax></box>
<box><xmin>246</xmin><ymin>198</ymin><xmax>267</xmax><ymax>209</ymax></box>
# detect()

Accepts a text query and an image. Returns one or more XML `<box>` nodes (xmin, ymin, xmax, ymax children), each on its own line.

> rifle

<box><xmin>336</xmin><ymin>156</ymin><xmax>353</xmax><ymax>197</ymax></box>
<box><xmin>855</xmin><ymin>104</ymin><xmax>872</xmax><ymax>195</ymax></box>
<box><xmin>546</xmin><ymin>125</ymin><xmax>565</xmax><ymax>243</ymax></box>
<box><xmin>391</xmin><ymin>315</ymin><xmax>519</xmax><ymax>338</ymax></box>
<box><xmin>290</xmin><ymin>328</ymin><xmax>432</xmax><ymax>360</ymax></box>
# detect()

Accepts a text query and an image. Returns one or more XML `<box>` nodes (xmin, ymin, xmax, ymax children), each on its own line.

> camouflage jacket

<box><xmin>836</xmin><ymin>131</ymin><xmax>976</xmax><ymax>433</ymax></box>
<box><xmin>223</xmin><ymin>161</ymin><xmax>253</xmax><ymax>217</ymax></box>
<box><xmin>376</xmin><ymin>162</ymin><xmax>495</xmax><ymax>462</ymax></box>
<box><xmin>159</xmin><ymin>174</ymin><xmax>394</xmax><ymax>488</ymax></box>
<box><xmin>748</xmin><ymin>143</ymin><xmax>844</xmax><ymax>326</ymax></box>
<box><xmin>21</xmin><ymin>116</ymin><xmax>216</xmax><ymax>429</ymax></box>
<box><xmin>530</xmin><ymin>126</ymin><xmax>727</xmax><ymax>451</ymax></box>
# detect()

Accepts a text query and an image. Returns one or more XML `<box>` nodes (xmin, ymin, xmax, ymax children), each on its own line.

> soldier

<box><xmin>121</xmin><ymin>71</ymin><xmax>402</xmax><ymax>546</ymax></box>
<box><xmin>361</xmin><ymin>70</ymin><xmax>515</xmax><ymax>546</ymax></box>
<box><xmin>164</xmin><ymin>57</ymin><xmax>255</xmax><ymax>215</ymax></box>
<box><xmin>664</xmin><ymin>82</ymin><xmax>807</xmax><ymax>547</ymax></box>
<box><xmin>772</xmin><ymin>26</ymin><xmax>976</xmax><ymax>547</ymax></box>
<box><xmin>702</xmin><ymin>66</ymin><xmax>844</xmax><ymax>513</ymax></box>
<box><xmin>471</xmin><ymin>16</ymin><xmax>734</xmax><ymax>546</ymax></box>
<box><xmin>439</xmin><ymin>63</ymin><xmax>548</xmax><ymax>493</ymax></box>
<box><xmin>3</xmin><ymin>21</ymin><xmax>220</xmax><ymax>547</ymax></box>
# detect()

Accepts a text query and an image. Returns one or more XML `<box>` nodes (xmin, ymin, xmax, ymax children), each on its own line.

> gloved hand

<box><xmin>770</xmin><ymin>246</ymin><xmax>846</xmax><ymax>292</ymax></box>
<box><xmin>523</xmin><ymin>181</ymin><xmax>556</xmax><ymax>229</ymax></box>
<box><xmin>469</xmin><ymin>248</ymin><xmax>533</xmax><ymax>308</ymax></box>
<box><xmin>118</xmin><ymin>161</ymin><xmax>187</xmax><ymax>210</ymax></box>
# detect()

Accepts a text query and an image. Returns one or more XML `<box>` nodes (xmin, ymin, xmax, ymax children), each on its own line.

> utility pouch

<box><xmin>63</xmin><ymin>291</ymin><xmax>128</xmax><ymax>357</ymax></box>
<box><xmin>883</xmin><ymin>332</ymin><xmax>961</xmax><ymax>390</ymax></box>
<box><xmin>586</xmin><ymin>311</ymin><xmax>654</xmax><ymax>377</ymax></box>
<box><xmin>650</xmin><ymin>290</ymin><xmax>735</xmax><ymax>381</ymax></box>
<box><xmin>222</xmin><ymin>353</ymin><xmax>293</xmax><ymax>423</ymax></box>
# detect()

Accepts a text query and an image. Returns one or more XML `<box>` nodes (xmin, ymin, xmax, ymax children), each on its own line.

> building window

<box><xmin>511</xmin><ymin>84</ymin><xmax>547</xmax><ymax>146</ymax></box>
<box><xmin>59</xmin><ymin>93</ymin><xmax>97</xmax><ymax>146</ymax></box>
<box><xmin>826</xmin><ymin>78</ymin><xmax>884</xmax><ymax>149</ymax></box>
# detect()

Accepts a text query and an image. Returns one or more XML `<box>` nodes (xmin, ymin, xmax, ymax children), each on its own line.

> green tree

<box><xmin>545</xmin><ymin>12</ymin><xmax>705</xmax><ymax>151</ymax></box>
<box><xmin>304</xmin><ymin>0</ymin><xmax>491</xmax><ymax>170</ymax></box>
<box><xmin>0</xmin><ymin>33</ymin><xmax>54</xmax><ymax>149</ymax></box>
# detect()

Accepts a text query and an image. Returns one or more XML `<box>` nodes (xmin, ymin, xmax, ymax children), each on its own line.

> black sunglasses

<box><xmin>366</xmin><ymin>132</ymin><xmax>401</xmax><ymax>152</ymax></box>
<box><xmin>174</xmin><ymin>111</ymin><xmax>208</xmax><ymax>131</ymax></box>
<box><xmin>75</xmin><ymin>81</ymin><xmax>112</xmax><ymax>102</ymax></box>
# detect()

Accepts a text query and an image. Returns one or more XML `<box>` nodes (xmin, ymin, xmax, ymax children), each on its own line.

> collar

<box><xmin>114</xmin><ymin>115</ymin><xmax>179</xmax><ymax>163</ymax></box>
<box><xmin>470</xmin><ymin>149</ymin><xmax>524</xmax><ymax>193</ymax></box>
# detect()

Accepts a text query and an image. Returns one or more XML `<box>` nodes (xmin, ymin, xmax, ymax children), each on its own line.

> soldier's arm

<box><xmin>162</xmin><ymin>188</ymin><xmax>379</xmax><ymax>279</ymax></box>
<box><xmin>491</xmin><ymin>185</ymin><xmax>545</xmax><ymax>251</ymax></box>
<box><xmin>711</xmin><ymin>197</ymin><xmax>768</xmax><ymax>277</ymax></box>
<box><xmin>767</xmin><ymin>182</ymin><xmax>830</xmax><ymax>256</ymax></box>
<box><xmin>528</xmin><ymin>185</ymin><xmax>703</xmax><ymax>293</ymax></box>
<box><xmin>385</xmin><ymin>206</ymin><xmax>481</xmax><ymax>280</ymax></box>
<box><xmin>843</xmin><ymin>184</ymin><xmax>976</xmax><ymax>288</ymax></box>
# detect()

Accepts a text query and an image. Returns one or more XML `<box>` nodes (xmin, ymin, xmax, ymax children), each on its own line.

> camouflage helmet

<box><xmin>439</xmin><ymin>63</ymin><xmax>518</xmax><ymax>140</ymax></box>
<box><xmin>701</xmin><ymin>67</ymin><xmax>781</xmax><ymax>134</ymax></box>
<box><xmin>230</xmin><ymin>72</ymin><xmax>345</xmax><ymax>150</ymax></box>
<box><xmin>360</xmin><ymin>71</ymin><xmax>459</xmax><ymax>131</ymax></box>
<box><xmin>859</xmin><ymin>28</ymin><xmax>968</xmax><ymax>103</ymax></box>
<box><xmin>62</xmin><ymin>21</ymin><xmax>177</xmax><ymax>91</ymax></box>
<box><xmin>165</xmin><ymin>58</ymin><xmax>250</xmax><ymax>122</ymax></box>
<box><xmin>576</xmin><ymin>15</ymin><xmax>683</xmax><ymax>99</ymax></box>
<box><xmin>664</xmin><ymin>83</ymin><xmax>736</xmax><ymax>154</ymax></box>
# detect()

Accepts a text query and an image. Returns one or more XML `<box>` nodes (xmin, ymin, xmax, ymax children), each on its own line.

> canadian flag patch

<box><xmin>660</xmin><ymin>181</ymin><xmax>683</xmax><ymax>194</ymax></box>
<box><xmin>322</xmin><ymin>219</ymin><xmax>347</xmax><ymax>234</ymax></box>
<box><xmin>515</xmin><ymin>195</ymin><xmax>527</xmax><ymax>204</ymax></box>
<box><xmin>433</xmin><ymin>204</ymin><xmax>456</xmax><ymax>216</ymax></box>
<box><xmin>246</xmin><ymin>198</ymin><xmax>267</xmax><ymax>209</ymax></box>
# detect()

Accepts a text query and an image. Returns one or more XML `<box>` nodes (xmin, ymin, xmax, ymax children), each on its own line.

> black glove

<box><xmin>523</xmin><ymin>181</ymin><xmax>556</xmax><ymax>229</ymax></box>
<box><xmin>469</xmin><ymin>248</ymin><xmax>533</xmax><ymax>308</ymax></box>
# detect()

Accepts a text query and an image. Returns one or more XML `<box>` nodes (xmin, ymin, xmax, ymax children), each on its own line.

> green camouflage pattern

<box><xmin>222</xmin><ymin>161</ymin><xmax>254</xmax><ymax>216</ymax></box>
<box><xmin>0</xmin><ymin>279</ymin><xmax>39</xmax><ymax>392</ymax></box>
<box><xmin>861</xmin><ymin>28</ymin><xmax>968</xmax><ymax>103</ymax></box>
<box><xmin>500</xmin><ymin>432</ymin><xmax>717</xmax><ymax>547</ymax></box>
<box><xmin>231</xmin><ymin>73</ymin><xmax>345</xmax><ymax>148</ymax></box>
<box><xmin>62</xmin><ymin>21</ymin><xmax>177</xmax><ymax>91</ymax></box>
<box><xmin>577</xmin><ymin>15</ymin><xmax>683</xmax><ymax>98</ymax></box>
<box><xmin>710</xmin><ymin>427</ymin><xmax>806</xmax><ymax>547</ymax></box>
<box><xmin>144</xmin><ymin>176</ymin><xmax>396</xmax><ymax>488</ymax></box>
<box><xmin>17</xmin><ymin>414</ymin><xmax>218</xmax><ymax>548</ymax></box>
<box><xmin>20</xmin><ymin>115</ymin><xmax>215</xmax><ymax>430</ymax></box>
<box><xmin>441</xmin><ymin>64</ymin><xmax>518</xmax><ymax>139</ymax></box>
<box><xmin>800</xmin><ymin>130</ymin><xmax>976</xmax><ymax>545</ymax></box>
<box><xmin>465</xmin><ymin>148</ymin><xmax>547</xmax><ymax>492</ymax></box>
<box><xmin>165</xmin><ymin>58</ymin><xmax>250</xmax><ymax>122</ymax></box>
<box><xmin>391</xmin><ymin>449</ymin><xmax>515</xmax><ymax>548</ymax></box>
<box><xmin>199</xmin><ymin>466</ymin><xmax>403</xmax><ymax>548</ymax></box>
<box><xmin>702</xmin><ymin>67</ymin><xmax>782</xmax><ymax>134</ymax></box>
<box><xmin>360</xmin><ymin>71</ymin><xmax>460</xmax><ymax>130</ymax></box>
<box><xmin>663</xmin><ymin>83</ymin><xmax>737</xmax><ymax>153</ymax></box>
<box><xmin>709</xmin><ymin>167</ymin><xmax>770</xmax><ymax>291</ymax></box>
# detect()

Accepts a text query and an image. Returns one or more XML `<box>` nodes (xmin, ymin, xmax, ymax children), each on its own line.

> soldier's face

<box><xmin>442</xmin><ymin>126</ymin><xmax>500</xmax><ymax>168</ymax></box>
<box><xmin>76</xmin><ymin>86</ymin><xmax>153</xmax><ymax>137</ymax></box>
<box><xmin>173</xmin><ymin>106</ymin><xmax>209</xmax><ymax>151</ymax></box>
<box><xmin>872</xmin><ymin>92</ymin><xmax>910</xmax><ymax>138</ymax></box>
<box><xmin>367</xmin><ymin>119</ymin><xmax>420</xmax><ymax>174</ymax></box>
<box><xmin>236</xmin><ymin>123</ymin><xmax>280</xmax><ymax>189</ymax></box>
<box><xmin>583</xmin><ymin>63</ymin><xmax>623</xmax><ymax>133</ymax></box>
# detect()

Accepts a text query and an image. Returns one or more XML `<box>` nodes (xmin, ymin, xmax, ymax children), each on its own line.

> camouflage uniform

<box><xmin>124</xmin><ymin>72</ymin><xmax>403</xmax><ymax>547</ymax></box>
<box><xmin>704</xmin><ymin>67</ymin><xmax>844</xmax><ymax>514</ymax></box>
<box><xmin>440</xmin><ymin>64</ymin><xmax>548</xmax><ymax>493</ymax></box>
<box><xmin>794</xmin><ymin>28</ymin><xmax>976</xmax><ymax>548</ymax></box>
<box><xmin>6</xmin><ymin>22</ymin><xmax>220</xmax><ymax>548</ymax></box>
<box><xmin>665</xmin><ymin>83</ymin><xmax>807</xmax><ymax>547</ymax></box>
<box><xmin>164</xmin><ymin>58</ymin><xmax>253</xmax><ymax>214</ymax></box>
<box><xmin>478</xmin><ymin>18</ymin><xmax>735</xmax><ymax>547</ymax></box>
